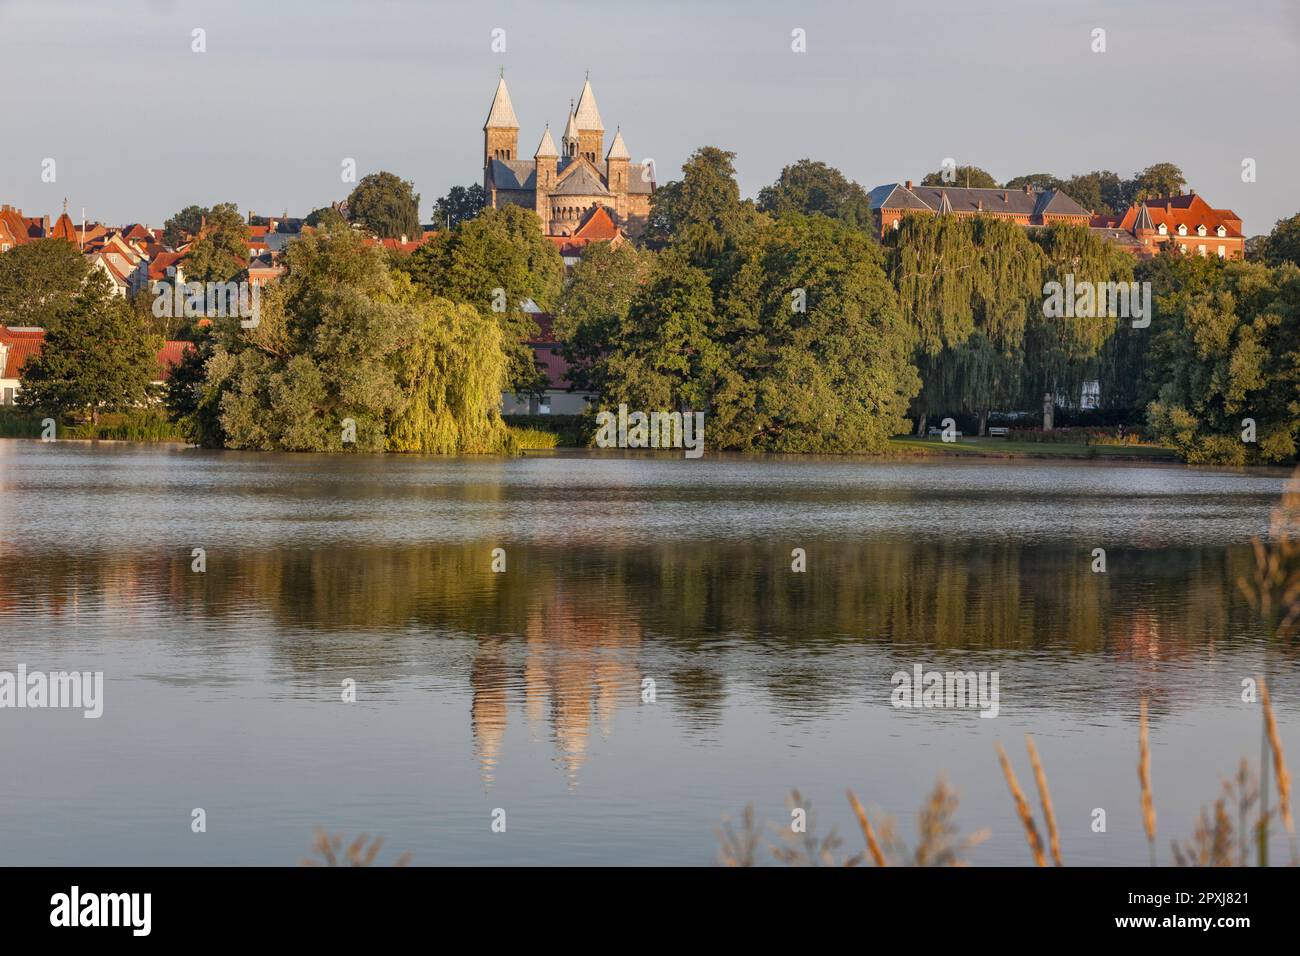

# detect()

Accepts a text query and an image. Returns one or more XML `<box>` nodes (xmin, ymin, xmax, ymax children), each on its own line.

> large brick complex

<box><xmin>867</xmin><ymin>180</ymin><xmax>1091</xmax><ymax>238</ymax></box>
<box><xmin>1091</xmin><ymin>192</ymin><xmax>1245</xmax><ymax>259</ymax></box>
<box><xmin>482</xmin><ymin>74</ymin><xmax>654</xmax><ymax>237</ymax></box>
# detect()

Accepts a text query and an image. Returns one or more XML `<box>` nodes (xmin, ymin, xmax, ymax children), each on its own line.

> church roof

<box><xmin>573</xmin><ymin>78</ymin><xmax>603</xmax><ymax>131</ymax></box>
<box><xmin>489</xmin><ymin>158</ymin><xmax>536</xmax><ymax>191</ymax></box>
<box><xmin>562</xmin><ymin>108</ymin><xmax>579</xmax><ymax>143</ymax></box>
<box><xmin>605</xmin><ymin>128</ymin><xmax>629</xmax><ymax>160</ymax></box>
<box><xmin>554</xmin><ymin>163</ymin><xmax>610</xmax><ymax>196</ymax></box>
<box><xmin>573</xmin><ymin>205</ymin><xmax>620</xmax><ymax>240</ymax></box>
<box><xmin>50</xmin><ymin>211</ymin><xmax>78</xmax><ymax>242</ymax></box>
<box><xmin>484</xmin><ymin>76</ymin><xmax>518</xmax><ymax>130</ymax></box>
<box><xmin>1134</xmin><ymin>202</ymin><xmax>1155</xmax><ymax>231</ymax></box>
<box><xmin>534</xmin><ymin>126</ymin><xmax>558</xmax><ymax>158</ymax></box>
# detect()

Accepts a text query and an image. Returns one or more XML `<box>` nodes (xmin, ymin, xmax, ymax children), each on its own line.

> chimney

<box><xmin>1024</xmin><ymin>183</ymin><xmax>1032</xmax><ymax>194</ymax></box>
<box><xmin>977</xmin><ymin>199</ymin><xmax>983</xmax><ymax>211</ymax></box>
<box><xmin>904</xmin><ymin>180</ymin><xmax>913</xmax><ymax>190</ymax></box>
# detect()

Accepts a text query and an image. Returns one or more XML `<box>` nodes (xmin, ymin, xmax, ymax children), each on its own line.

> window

<box><xmin>1217</xmin><ymin>225</ymin><xmax>1226</xmax><ymax>237</ymax></box>
<box><xmin>1177</xmin><ymin>224</ymin><xmax>1187</xmax><ymax>236</ymax></box>
<box><xmin>892</xmin><ymin>218</ymin><xmax>899</xmax><ymax>230</ymax></box>
<box><xmin>1197</xmin><ymin>224</ymin><xmax>1206</xmax><ymax>237</ymax></box>
<box><xmin>1197</xmin><ymin>244</ymin><xmax>1206</xmax><ymax>256</ymax></box>
<box><xmin>1157</xmin><ymin>224</ymin><xmax>1167</xmax><ymax>235</ymax></box>
<box><xmin>1218</xmin><ymin>245</ymin><xmax>1226</xmax><ymax>258</ymax></box>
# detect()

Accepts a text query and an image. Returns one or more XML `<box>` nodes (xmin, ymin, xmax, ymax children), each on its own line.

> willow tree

<box><xmin>387</xmin><ymin>294</ymin><xmax>513</xmax><ymax>455</ymax></box>
<box><xmin>1025</xmin><ymin>223</ymin><xmax>1134</xmax><ymax>424</ymax></box>
<box><xmin>888</xmin><ymin>214</ymin><xmax>1039</xmax><ymax>433</ymax></box>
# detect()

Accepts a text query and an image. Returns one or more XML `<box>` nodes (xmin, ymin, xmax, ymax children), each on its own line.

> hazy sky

<box><xmin>2</xmin><ymin>0</ymin><xmax>1298</xmax><ymax>234</ymax></box>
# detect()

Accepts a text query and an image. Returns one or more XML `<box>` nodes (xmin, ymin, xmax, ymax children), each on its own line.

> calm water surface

<box><xmin>0</xmin><ymin>440</ymin><xmax>1296</xmax><ymax>865</ymax></box>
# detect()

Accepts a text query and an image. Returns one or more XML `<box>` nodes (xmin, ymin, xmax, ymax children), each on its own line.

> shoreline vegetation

<box><xmin>4</xmin><ymin>156</ymin><xmax>1298</xmax><ymax>466</ymax></box>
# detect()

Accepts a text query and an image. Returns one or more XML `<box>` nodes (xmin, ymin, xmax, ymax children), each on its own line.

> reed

<box><xmin>1025</xmin><ymin>735</ymin><xmax>1062</xmax><ymax>866</ymax></box>
<box><xmin>1139</xmin><ymin>697</ymin><xmax>1157</xmax><ymax>866</ymax></box>
<box><xmin>846</xmin><ymin>789</ymin><xmax>887</xmax><ymax>867</ymax></box>
<box><xmin>300</xmin><ymin>828</ymin><xmax>412</xmax><ymax>867</ymax></box>
<box><xmin>996</xmin><ymin>743</ymin><xmax>1046</xmax><ymax>867</ymax></box>
<box><xmin>1259</xmin><ymin>679</ymin><xmax>1295</xmax><ymax>863</ymax></box>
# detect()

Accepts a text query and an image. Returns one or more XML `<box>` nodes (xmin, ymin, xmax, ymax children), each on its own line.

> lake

<box><xmin>0</xmin><ymin>440</ymin><xmax>1296</xmax><ymax>865</ymax></box>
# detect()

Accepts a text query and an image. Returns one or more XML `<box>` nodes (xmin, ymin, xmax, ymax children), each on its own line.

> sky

<box><xmin>1</xmin><ymin>0</ymin><xmax>1298</xmax><ymax>235</ymax></box>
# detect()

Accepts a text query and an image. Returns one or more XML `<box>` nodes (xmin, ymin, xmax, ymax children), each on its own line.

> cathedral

<box><xmin>482</xmin><ymin>74</ymin><xmax>655</xmax><ymax>237</ymax></box>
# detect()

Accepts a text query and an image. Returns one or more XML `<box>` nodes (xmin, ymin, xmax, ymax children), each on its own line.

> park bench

<box><xmin>927</xmin><ymin>427</ymin><xmax>963</xmax><ymax>439</ymax></box>
<box><xmin>987</xmin><ymin>427</ymin><xmax>1010</xmax><ymax>438</ymax></box>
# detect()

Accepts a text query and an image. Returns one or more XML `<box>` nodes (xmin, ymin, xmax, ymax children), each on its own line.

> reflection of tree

<box><xmin>0</xmin><ymin>537</ymin><xmax>1291</xmax><ymax>736</ymax></box>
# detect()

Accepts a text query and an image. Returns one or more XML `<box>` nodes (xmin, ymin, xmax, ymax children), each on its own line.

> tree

<box><xmin>920</xmin><ymin>165</ymin><xmax>998</xmax><ymax>189</ymax></box>
<box><xmin>387</xmin><ymin>293</ymin><xmax>513</xmax><ymax>454</ymax></box>
<box><xmin>1143</xmin><ymin>255</ymin><xmax>1300</xmax><ymax>463</ymax></box>
<box><xmin>645</xmin><ymin>147</ymin><xmax>762</xmax><ymax>264</ymax></box>
<box><xmin>1024</xmin><ymin>223</ymin><xmax>1134</xmax><ymax>424</ymax></box>
<box><xmin>346</xmin><ymin>171</ymin><xmax>421</xmax><ymax>240</ymax></box>
<box><xmin>554</xmin><ymin>241</ymin><xmax>649</xmax><ymax>393</ymax></box>
<box><xmin>886</xmin><ymin>214</ymin><xmax>1040</xmax><ymax>433</ymax></box>
<box><xmin>305</xmin><ymin>206</ymin><xmax>349</xmax><ymax>231</ymax></box>
<box><xmin>757</xmin><ymin>159</ymin><xmax>873</xmax><ymax>231</ymax></box>
<box><xmin>18</xmin><ymin>270</ymin><xmax>162</xmax><ymax>423</ymax></box>
<box><xmin>1064</xmin><ymin>170</ymin><xmax>1126</xmax><ymax>215</ymax></box>
<box><xmin>0</xmin><ymin>238</ymin><xmax>90</xmax><ymax>327</ymax></box>
<box><xmin>1261</xmin><ymin>212</ymin><xmax>1300</xmax><ymax>267</ymax></box>
<box><xmin>1129</xmin><ymin>162</ymin><xmax>1187</xmax><ymax>202</ymax></box>
<box><xmin>162</xmin><ymin>205</ymin><xmax>206</xmax><ymax>248</ymax></box>
<box><xmin>1004</xmin><ymin>173</ymin><xmax>1065</xmax><ymax>193</ymax></box>
<box><xmin>401</xmin><ymin>204</ymin><xmax>563</xmax><ymax>394</ymax></box>
<box><xmin>183</xmin><ymin>202</ymin><xmax>250</xmax><ymax>284</ymax></box>
<box><xmin>182</xmin><ymin>228</ymin><xmax>419</xmax><ymax>452</ymax></box>
<box><xmin>431</xmin><ymin>184</ymin><xmax>485</xmax><ymax>231</ymax></box>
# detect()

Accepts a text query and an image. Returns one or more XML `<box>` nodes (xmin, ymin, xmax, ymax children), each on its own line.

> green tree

<box><xmin>305</xmin><ymin>206</ymin><xmax>349</xmax><ymax>231</ymax></box>
<box><xmin>401</xmin><ymin>204</ymin><xmax>563</xmax><ymax>395</ymax></box>
<box><xmin>1261</xmin><ymin>212</ymin><xmax>1300</xmax><ymax>267</ymax></box>
<box><xmin>1129</xmin><ymin>162</ymin><xmax>1187</xmax><ymax>202</ymax></box>
<box><xmin>554</xmin><ymin>241</ymin><xmax>649</xmax><ymax>393</ymax></box>
<box><xmin>388</xmin><ymin>293</ymin><xmax>513</xmax><ymax>454</ymax></box>
<box><xmin>183</xmin><ymin>202</ymin><xmax>250</xmax><ymax>284</ymax></box>
<box><xmin>1143</xmin><ymin>255</ymin><xmax>1300</xmax><ymax>463</ymax></box>
<box><xmin>1025</xmin><ymin>223</ymin><xmax>1135</xmax><ymax>423</ymax></box>
<box><xmin>431</xmin><ymin>184</ymin><xmax>485</xmax><ymax>231</ymax></box>
<box><xmin>346</xmin><ymin>171</ymin><xmax>421</xmax><ymax>240</ymax></box>
<box><xmin>184</xmin><ymin>229</ymin><xmax>417</xmax><ymax>451</ymax></box>
<box><xmin>0</xmin><ymin>238</ymin><xmax>90</xmax><ymax>327</ymax></box>
<box><xmin>920</xmin><ymin>165</ymin><xmax>998</xmax><ymax>189</ymax></box>
<box><xmin>757</xmin><ymin>159</ymin><xmax>873</xmax><ymax>231</ymax></box>
<box><xmin>1004</xmin><ymin>173</ymin><xmax>1065</xmax><ymax>193</ymax></box>
<box><xmin>162</xmin><ymin>205</ymin><xmax>206</xmax><ymax>248</ymax></box>
<box><xmin>18</xmin><ymin>270</ymin><xmax>162</xmax><ymax>423</ymax></box>
<box><xmin>645</xmin><ymin>147</ymin><xmax>762</xmax><ymax>265</ymax></box>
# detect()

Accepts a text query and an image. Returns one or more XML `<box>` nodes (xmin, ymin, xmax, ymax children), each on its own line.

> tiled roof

<box><xmin>573</xmin><ymin>205</ymin><xmax>620</xmax><ymax>240</ymax></box>
<box><xmin>0</xmin><ymin>327</ymin><xmax>190</xmax><ymax>382</ymax></box>
<box><xmin>1117</xmin><ymin>193</ymin><xmax>1243</xmax><ymax>239</ymax></box>
<box><xmin>554</xmin><ymin>163</ymin><xmax>610</xmax><ymax>196</ymax></box>
<box><xmin>870</xmin><ymin>183</ymin><xmax>1089</xmax><ymax>218</ymax></box>
<box><xmin>484</xmin><ymin>75</ymin><xmax>519</xmax><ymax>129</ymax></box>
<box><xmin>534</xmin><ymin>126</ymin><xmax>558</xmax><ymax>158</ymax></box>
<box><xmin>573</xmin><ymin>78</ymin><xmax>603</xmax><ymax>131</ymax></box>
<box><xmin>148</xmin><ymin>251</ymin><xmax>185</xmax><ymax>281</ymax></box>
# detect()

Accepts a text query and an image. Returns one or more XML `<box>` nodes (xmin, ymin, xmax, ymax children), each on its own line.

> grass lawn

<box><xmin>888</xmin><ymin>435</ymin><xmax>1178</xmax><ymax>460</ymax></box>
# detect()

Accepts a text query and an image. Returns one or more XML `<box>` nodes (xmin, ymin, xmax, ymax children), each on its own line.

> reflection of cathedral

<box><xmin>482</xmin><ymin>74</ymin><xmax>655</xmax><ymax>238</ymax></box>
<box><xmin>470</xmin><ymin>587</ymin><xmax>642</xmax><ymax>786</ymax></box>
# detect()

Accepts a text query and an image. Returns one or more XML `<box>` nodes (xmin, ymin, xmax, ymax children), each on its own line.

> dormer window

<box><xmin>1157</xmin><ymin>224</ymin><xmax>1167</xmax><ymax>236</ymax></box>
<box><xmin>1177</xmin><ymin>224</ymin><xmax>1187</xmax><ymax>236</ymax></box>
<box><xmin>1197</xmin><ymin>224</ymin><xmax>1206</xmax><ymax>237</ymax></box>
<box><xmin>1216</xmin><ymin>225</ymin><xmax>1226</xmax><ymax>237</ymax></box>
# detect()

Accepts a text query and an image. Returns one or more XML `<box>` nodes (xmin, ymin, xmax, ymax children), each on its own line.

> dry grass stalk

<box><xmin>716</xmin><ymin>804</ymin><xmax>763</xmax><ymax>867</ymax></box>
<box><xmin>1238</xmin><ymin>471</ymin><xmax>1300</xmax><ymax>638</ymax></box>
<box><xmin>770</xmin><ymin>790</ymin><xmax>843</xmax><ymax>866</ymax></box>
<box><xmin>846</xmin><ymin>789</ymin><xmax>887</xmax><ymax>867</ymax></box>
<box><xmin>997</xmin><ymin>743</ymin><xmax>1046</xmax><ymax>866</ymax></box>
<box><xmin>1259</xmin><ymin>679</ymin><xmax>1295</xmax><ymax>862</ymax></box>
<box><xmin>1025</xmin><ymin>735</ymin><xmax>1063</xmax><ymax>866</ymax></box>
<box><xmin>1172</xmin><ymin>796</ymin><xmax>1235</xmax><ymax>867</ymax></box>
<box><xmin>301</xmin><ymin>828</ymin><xmax>412</xmax><ymax>867</ymax></box>
<box><xmin>1139</xmin><ymin>697</ymin><xmax>1157</xmax><ymax>865</ymax></box>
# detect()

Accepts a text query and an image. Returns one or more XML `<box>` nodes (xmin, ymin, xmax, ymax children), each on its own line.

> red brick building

<box><xmin>1091</xmin><ymin>192</ymin><xmax>1245</xmax><ymax>259</ymax></box>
